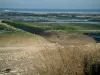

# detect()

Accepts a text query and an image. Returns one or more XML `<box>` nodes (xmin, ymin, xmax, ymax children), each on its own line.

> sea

<box><xmin>0</xmin><ymin>8</ymin><xmax>100</xmax><ymax>25</ymax></box>
<box><xmin>0</xmin><ymin>8</ymin><xmax>100</xmax><ymax>13</ymax></box>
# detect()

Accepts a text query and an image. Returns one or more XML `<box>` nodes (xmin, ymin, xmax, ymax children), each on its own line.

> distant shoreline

<box><xmin>0</xmin><ymin>8</ymin><xmax>100</xmax><ymax>14</ymax></box>
<box><xmin>1</xmin><ymin>11</ymin><xmax>100</xmax><ymax>14</ymax></box>
<box><xmin>16</xmin><ymin>12</ymin><xmax>100</xmax><ymax>14</ymax></box>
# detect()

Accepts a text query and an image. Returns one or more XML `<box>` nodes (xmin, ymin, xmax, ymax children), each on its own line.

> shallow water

<box><xmin>0</xmin><ymin>30</ymin><xmax>11</xmax><ymax>33</ymax></box>
<box><xmin>23</xmin><ymin>17</ymin><xmax>100</xmax><ymax>24</ymax></box>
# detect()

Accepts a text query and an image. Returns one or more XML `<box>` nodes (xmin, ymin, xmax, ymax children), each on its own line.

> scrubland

<box><xmin>0</xmin><ymin>20</ymin><xmax>100</xmax><ymax>75</ymax></box>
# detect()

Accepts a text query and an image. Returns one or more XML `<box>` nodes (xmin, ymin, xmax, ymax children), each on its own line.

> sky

<box><xmin>0</xmin><ymin>0</ymin><xmax>100</xmax><ymax>9</ymax></box>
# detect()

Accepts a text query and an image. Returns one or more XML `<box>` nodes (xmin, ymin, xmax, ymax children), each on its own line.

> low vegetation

<box><xmin>0</xmin><ymin>20</ymin><xmax>100</xmax><ymax>75</ymax></box>
<box><xmin>0</xmin><ymin>24</ymin><xmax>14</xmax><ymax>31</ymax></box>
<box><xmin>2</xmin><ymin>20</ymin><xmax>100</xmax><ymax>34</ymax></box>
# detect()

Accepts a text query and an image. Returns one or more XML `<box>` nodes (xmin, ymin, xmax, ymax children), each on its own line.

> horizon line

<box><xmin>0</xmin><ymin>8</ymin><xmax>100</xmax><ymax>10</ymax></box>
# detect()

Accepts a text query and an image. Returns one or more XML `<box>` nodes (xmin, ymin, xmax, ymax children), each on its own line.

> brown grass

<box><xmin>0</xmin><ymin>32</ymin><xmax>100</xmax><ymax>75</ymax></box>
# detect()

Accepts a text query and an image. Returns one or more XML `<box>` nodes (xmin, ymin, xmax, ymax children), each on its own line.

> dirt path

<box><xmin>43</xmin><ymin>31</ymin><xmax>96</xmax><ymax>45</ymax></box>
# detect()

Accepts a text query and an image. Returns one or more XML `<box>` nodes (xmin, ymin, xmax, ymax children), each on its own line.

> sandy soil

<box><xmin>0</xmin><ymin>33</ymin><xmax>59</xmax><ymax>75</ymax></box>
<box><xmin>0</xmin><ymin>31</ymin><xmax>100</xmax><ymax>75</ymax></box>
<box><xmin>0</xmin><ymin>21</ymin><xmax>99</xmax><ymax>75</ymax></box>
<box><xmin>42</xmin><ymin>31</ymin><xmax>96</xmax><ymax>46</ymax></box>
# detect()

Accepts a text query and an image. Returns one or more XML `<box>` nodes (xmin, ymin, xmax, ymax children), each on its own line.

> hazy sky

<box><xmin>0</xmin><ymin>0</ymin><xmax>100</xmax><ymax>9</ymax></box>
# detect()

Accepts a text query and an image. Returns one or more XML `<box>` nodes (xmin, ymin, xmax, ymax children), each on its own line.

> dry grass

<box><xmin>1</xmin><ymin>20</ymin><xmax>100</xmax><ymax>75</ymax></box>
<box><xmin>0</xmin><ymin>30</ymin><xmax>100</xmax><ymax>75</ymax></box>
<box><xmin>0</xmin><ymin>43</ymin><xmax>85</xmax><ymax>75</ymax></box>
<box><xmin>0</xmin><ymin>37</ymin><xmax>100</xmax><ymax>75</ymax></box>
